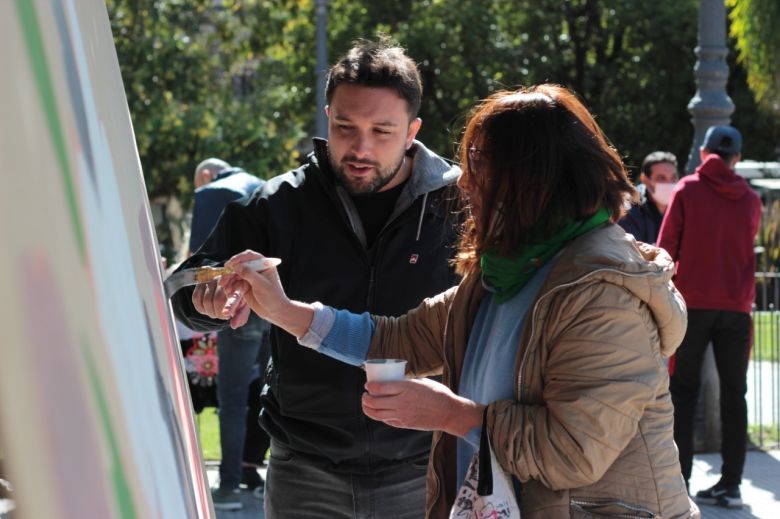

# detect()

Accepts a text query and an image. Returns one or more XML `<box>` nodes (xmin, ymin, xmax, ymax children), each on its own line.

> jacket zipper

<box><xmin>366</xmin><ymin>266</ymin><xmax>376</xmax><ymax>308</ymax></box>
<box><xmin>361</xmin><ymin>206</ymin><xmax>425</xmax><ymax>465</ymax></box>
<box><xmin>365</xmin><ymin>257</ymin><xmax>376</xmax><ymax>461</ymax></box>
<box><xmin>516</xmin><ymin>268</ymin><xmax>661</xmax><ymax>401</ymax></box>
<box><xmin>362</xmin><ymin>224</ymin><xmax>393</xmax><ymax>462</ymax></box>
<box><xmin>364</xmin><ymin>206</ymin><xmax>418</xmax><ymax>308</ymax></box>
<box><xmin>569</xmin><ymin>498</ymin><xmax>659</xmax><ymax>518</ymax></box>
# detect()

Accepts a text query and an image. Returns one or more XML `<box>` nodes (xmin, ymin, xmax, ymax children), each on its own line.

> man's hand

<box><xmin>222</xmin><ymin>250</ymin><xmax>289</xmax><ymax>320</ymax></box>
<box><xmin>220</xmin><ymin>250</ymin><xmax>314</xmax><ymax>338</ymax></box>
<box><xmin>362</xmin><ymin>378</ymin><xmax>484</xmax><ymax>438</ymax></box>
<box><xmin>192</xmin><ymin>279</ymin><xmax>251</xmax><ymax>329</ymax></box>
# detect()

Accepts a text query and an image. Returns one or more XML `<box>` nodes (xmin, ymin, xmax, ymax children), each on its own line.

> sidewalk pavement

<box><xmin>206</xmin><ymin>461</ymin><xmax>265</xmax><ymax>519</ymax></box>
<box><xmin>690</xmin><ymin>450</ymin><xmax>780</xmax><ymax>519</ymax></box>
<box><xmin>206</xmin><ymin>450</ymin><xmax>780</xmax><ymax>519</ymax></box>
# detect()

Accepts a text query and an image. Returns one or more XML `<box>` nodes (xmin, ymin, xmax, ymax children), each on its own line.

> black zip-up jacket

<box><xmin>172</xmin><ymin>138</ymin><xmax>461</xmax><ymax>473</ymax></box>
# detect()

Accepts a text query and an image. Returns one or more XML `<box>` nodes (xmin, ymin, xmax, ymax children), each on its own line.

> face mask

<box><xmin>652</xmin><ymin>182</ymin><xmax>677</xmax><ymax>206</ymax></box>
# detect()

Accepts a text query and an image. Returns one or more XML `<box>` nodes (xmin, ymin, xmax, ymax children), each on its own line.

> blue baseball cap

<box><xmin>702</xmin><ymin>125</ymin><xmax>742</xmax><ymax>155</ymax></box>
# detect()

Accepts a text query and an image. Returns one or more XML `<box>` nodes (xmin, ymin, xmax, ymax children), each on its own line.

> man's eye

<box><xmin>338</xmin><ymin>125</ymin><xmax>354</xmax><ymax>131</ymax></box>
<box><xmin>375</xmin><ymin>129</ymin><xmax>391</xmax><ymax>135</ymax></box>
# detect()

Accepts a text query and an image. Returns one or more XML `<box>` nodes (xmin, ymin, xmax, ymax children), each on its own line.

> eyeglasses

<box><xmin>467</xmin><ymin>147</ymin><xmax>488</xmax><ymax>171</ymax></box>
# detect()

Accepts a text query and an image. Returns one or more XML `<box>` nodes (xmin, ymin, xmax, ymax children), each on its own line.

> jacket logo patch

<box><xmin>409</xmin><ymin>254</ymin><xmax>419</xmax><ymax>264</ymax></box>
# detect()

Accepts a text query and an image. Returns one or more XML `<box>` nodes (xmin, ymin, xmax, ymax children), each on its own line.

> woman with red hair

<box><xmin>222</xmin><ymin>84</ymin><xmax>698</xmax><ymax>518</ymax></box>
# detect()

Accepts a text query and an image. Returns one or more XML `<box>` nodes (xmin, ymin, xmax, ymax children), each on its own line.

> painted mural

<box><xmin>0</xmin><ymin>1</ymin><xmax>212</xmax><ymax>517</ymax></box>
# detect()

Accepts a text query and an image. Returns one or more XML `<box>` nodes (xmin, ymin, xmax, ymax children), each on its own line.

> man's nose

<box><xmin>350</xmin><ymin>132</ymin><xmax>373</xmax><ymax>158</ymax></box>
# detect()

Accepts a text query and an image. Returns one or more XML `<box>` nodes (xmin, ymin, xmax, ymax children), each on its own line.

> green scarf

<box><xmin>480</xmin><ymin>207</ymin><xmax>610</xmax><ymax>303</ymax></box>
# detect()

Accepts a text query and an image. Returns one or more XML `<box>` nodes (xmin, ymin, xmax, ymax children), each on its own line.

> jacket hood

<box><xmin>542</xmin><ymin>224</ymin><xmax>687</xmax><ymax>357</ymax></box>
<box><xmin>405</xmin><ymin>139</ymin><xmax>461</xmax><ymax>196</ymax></box>
<box><xmin>309</xmin><ymin>137</ymin><xmax>460</xmax><ymax>246</ymax></box>
<box><xmin>696</xmin><ymin>154</ymin><xmax>752</xmax><ymax>200</ymax></box>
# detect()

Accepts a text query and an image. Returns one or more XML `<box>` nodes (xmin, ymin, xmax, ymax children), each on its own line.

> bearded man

<box><xmin>172</xmin><ymin>39</ymin><xmax>460</xmax><ymax>518</ymax></box>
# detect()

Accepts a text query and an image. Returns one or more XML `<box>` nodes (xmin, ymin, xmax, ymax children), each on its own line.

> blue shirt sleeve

<box><xmin>302</xmin><ymin>308</ymin><xmax>375</xmax><ymax>367</ymax></box>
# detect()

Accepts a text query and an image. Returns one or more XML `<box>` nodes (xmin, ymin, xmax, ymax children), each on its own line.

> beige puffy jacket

<box><xmin>368</xmin><ymin>224</ymin><xmax>700</xmax><ymax>518</ymax></box>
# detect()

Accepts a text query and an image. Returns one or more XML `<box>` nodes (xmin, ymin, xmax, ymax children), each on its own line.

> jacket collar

<box><xmin>213</xmin><ymin>167</ymin><xmax>244</xmax><ymax>181</ymax></box>
<box><xmin>309</xmin><ymin>137</ymin><xmax>460</xmax><ymax>247</ymax></box>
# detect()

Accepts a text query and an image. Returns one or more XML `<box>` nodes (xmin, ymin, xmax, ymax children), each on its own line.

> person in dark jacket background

<box><xmin>658</xmin><ymin>126</ymin><xmax>762</xmax><ymax>508</ymax></box>
<box><xmin>189</xmin><ymin>159</ymin><xmax>264</xmax><ymax>255</ymax></box>
<box><xmin>619</xmin><ymin>150</ymin><xmax>679</xmax><ymax>244</ymax></box>
<box><xmin>188</xmin><ymin>158</ymin><xmax>271</xmax><ymax>510</ymax></box>
<box><xmin>171</xmin><ymin>39</ymin><xmax>460</xmax><ymax>518</ymax></box>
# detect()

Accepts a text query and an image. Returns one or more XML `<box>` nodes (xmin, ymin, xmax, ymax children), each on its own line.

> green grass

<box><xmin>195</xmin><ymin>408</ymin><xmax>270</xmax><ymax>462</ymax></box>
<box><xmin>196</xmin><ymin>408</ymin><xmax>221</xmax><ymax>461</ymax></box>
<box><xmin>752</xmin><ymin>312</ymin><xmax>780</xmax><ymax>362</ymax></box>
<box><xmin>748</xmin><ymin>424</ymin><xmax>780</xmax><ymax>450</ymax></box>
<box><xmin>197</xmin><ymin>409</ymin><xmax>780</xmax><ymax>457</ymax></box>
<box><xmin>194</xmin><ymin>313</ymin><xmax>780</xmax><ymax>459</ymax></box>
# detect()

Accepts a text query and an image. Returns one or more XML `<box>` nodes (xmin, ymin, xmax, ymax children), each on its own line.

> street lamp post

<box><xmin>315</xmin><ymin>0</ymin><xmax>329</xmax><ymax>138</ymax></box>
<box><xmin>688</xmin><ymin>0</ymin><xmax>734</xmax><ymax>454</ymax></box>
<box><xmin>685</xmin><ymin>0</ymin><xmax>735</xmax><ymax>174</ymax></box>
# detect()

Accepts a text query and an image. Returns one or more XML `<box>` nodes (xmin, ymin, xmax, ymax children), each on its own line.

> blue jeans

<box><xmin>264</xmin><ymin>440</ymin><xmax>428</xmax><ymax>518</ymax></box>
<box><xmin>216</xmin><ymin>313</ymin><xmax>270</xmax><ymax>490</ymax></box>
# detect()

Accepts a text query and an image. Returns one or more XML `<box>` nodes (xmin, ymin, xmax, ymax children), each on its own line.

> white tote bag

<box><xmin>449</xmin><ymin>409</ymin><xmax>521</xmax><ymax>518</ymax></box>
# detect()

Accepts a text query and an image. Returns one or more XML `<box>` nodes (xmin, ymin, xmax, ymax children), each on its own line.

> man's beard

<box><xmin>331</xmin><ymin>152</ymin><xmax>406</xmax><ymax>196</ymax></box>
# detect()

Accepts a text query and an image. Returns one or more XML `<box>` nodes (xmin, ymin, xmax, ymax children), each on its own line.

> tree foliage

<box><xmin>727</xmin><ymin>0</ymin><xmax>780</xmax><ymax>111</ymax></box>
<box><xmin>109</xmin><ymin>0</ymin><xmax>779</xmax><ymax>201</ymax></box>
<box><xmin>288</xmin><ymin>0</ymin><xmax>705</xmax><ymax>174</ymax></box>
<box><xmin>106</xmin><ymin>0</ymin><xmax>307</xmax><ymax>203</ymax></box>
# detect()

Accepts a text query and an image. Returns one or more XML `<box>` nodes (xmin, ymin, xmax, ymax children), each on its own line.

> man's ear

<box><xmin>730</xmin><ymin>152</ymin><xmax>742</xmax><ymax>168</ymax></box>
<box><xmin>406</xmin><ymin>117</ymin><xmax>422</xmax><ymax>149</ymax></box>
<box><xmin>639</xmin><ymin>172</ymin><xmax>650</xmax><ymax>186</ymax></box>
<box><xmin>325</xmin><ymin>105</ymin><xmax>330</xmax><ymax>118</ymax></box>
<box><xmin>195</xmin><ymin>169</ymin><xmax>212</xmax><ymax>188</ymax></box>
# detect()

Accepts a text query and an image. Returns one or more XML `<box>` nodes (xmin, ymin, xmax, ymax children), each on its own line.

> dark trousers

<box><xmin>216</xmin><ymin>313</ymin><xmax>270</xmax><ymax>489</ymax></box>
<box><xmin>243</xmin><ymin>370</ymin><xmax>271</xmax><ymax>465</ymax></box>
<box><xmin>670</xmin><ymin>309</ymin><xmax>751</xmax><ymax>486</ymax></box>
<box><xmin>264</xmin><ymin>440</ymin><xmax>427</xmax><ymax>519</ymax></box>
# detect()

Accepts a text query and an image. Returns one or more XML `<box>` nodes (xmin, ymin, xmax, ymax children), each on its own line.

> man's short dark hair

<box><xmin>325</xmin><ymin>38</ymin><xmax>422</xmax><ymax>119</ymax></box>
<box><xmin>641</xmin><ymin>151</ymin><xmax>678</xmax><ymax>177</ymax></box>
<box><xmin>710</xmin><ymin>147</ymin><xmax>738</xmax><ymax>164</ymax></box>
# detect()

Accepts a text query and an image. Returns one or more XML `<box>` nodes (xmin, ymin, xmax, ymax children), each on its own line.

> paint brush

<box><xmin>164</xmin><ymin>257</ymin><xmax>281</xmax><ymax>298</ymax></box>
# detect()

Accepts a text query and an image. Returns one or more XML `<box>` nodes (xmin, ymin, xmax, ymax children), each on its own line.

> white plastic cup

<box><xmin>363</xmin><ymin>359</ymin><xmax>407</xmax><ymax>382</ymax></box>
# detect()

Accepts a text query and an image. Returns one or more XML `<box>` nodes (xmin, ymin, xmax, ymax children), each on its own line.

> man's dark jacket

<box><xmin>172</xmin><ymin>138</ymin><xmax>461</xmax><ymax>473</ymax></box>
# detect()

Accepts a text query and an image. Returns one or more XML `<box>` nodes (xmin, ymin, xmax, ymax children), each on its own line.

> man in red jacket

<box><xmin>658</xmin><ymin>126</ymin><xmax>762</xmax><ymax>509</ymax></box>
